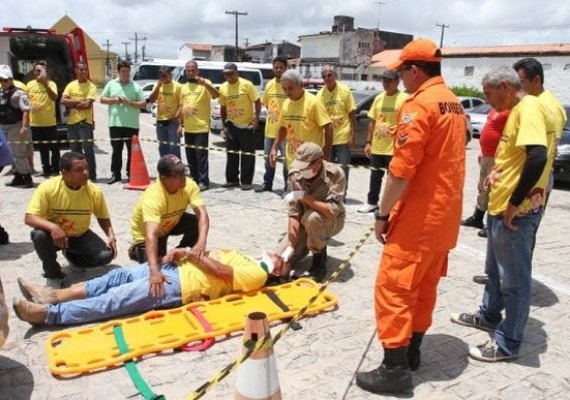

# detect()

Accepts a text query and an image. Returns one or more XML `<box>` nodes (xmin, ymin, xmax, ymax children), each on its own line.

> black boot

<box><xmin>0</xmin><ymin>225</ymin><xmax>8</xmax><ymax>245</ymax></box>
<box><xmin>309</xmin><ymin>246</ymin><xmax>327</xmax><ymax>283</ymax></box>
<box><xmin>5</xmin><ymin>173</ymin><xmax>24</xmax><ymax>187</ymax></box>
<box><xmin>356</xmin><ymin>347</ymin><xmax>413</xmax><ymax>395</ymax></box>
<box><xmin>408</xmin><ymin>332</ymin><xmax>425</xmax><ymax>371</ymax></box>
<box><xmin>461</xmin><ymin>208</ymin><xmax>485</xmax><ymax>229</ymax></box>
<box><xmin>20</xmin><ymin>174</ymin><xmax>34</xmax><ymax>188</ymax></box>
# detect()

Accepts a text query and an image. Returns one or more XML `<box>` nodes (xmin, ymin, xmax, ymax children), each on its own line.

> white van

<box><xmin>132</xmin><ymin>59</ymin><xmax>186</xmax><ymax>86</ymax></box>
<box><xmin>237</xmin><ymin>62</ymin><xmax>274</xmax><ymax>89</ymax></box>
<box><xmin>172</xmin><ymin>61</ymin><xmax>264</xmax><ymax>92</ymax></box>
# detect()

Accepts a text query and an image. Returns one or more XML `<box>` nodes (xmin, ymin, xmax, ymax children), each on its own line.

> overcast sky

<box><xmin>2</xmin><ymin>0</ymin><xmax>569</xmax><ymax>60</ymax></box>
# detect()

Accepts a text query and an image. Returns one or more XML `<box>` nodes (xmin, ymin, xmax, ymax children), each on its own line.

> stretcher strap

<box><xmin>180</xmin><ymin>308</ymin><xmax>215</xmax><ymax>352</ymax></box>
<box><xmin>113</xmin><ymin>325</ymin><xmax>165</xmax><ymax>400</ymax></box>
<box><xmin>265</xmin><ymin>291</ymin><xmax>302</xmax><ymax>331</ymax></box>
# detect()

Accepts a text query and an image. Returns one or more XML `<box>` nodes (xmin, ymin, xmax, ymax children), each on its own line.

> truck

<box><xmin>0</xmin><ymin>26</ymin><xmax>90</xmax><ymax>147</ymax></box>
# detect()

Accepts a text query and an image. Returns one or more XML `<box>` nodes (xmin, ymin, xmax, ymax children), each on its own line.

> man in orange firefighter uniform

<box><xmin>355</xmin><ymin>38</ymin><xmax>466</xmax><ymax>396</ymax></box>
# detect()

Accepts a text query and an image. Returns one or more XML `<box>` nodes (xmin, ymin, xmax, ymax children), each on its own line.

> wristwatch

<box><xmin>374</xmin><ymin>212</ymin><xmax>389</xmax><ymax>221</ymax></box>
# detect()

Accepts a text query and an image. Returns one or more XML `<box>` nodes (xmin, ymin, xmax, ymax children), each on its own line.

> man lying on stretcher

<box><xmin>12</xmin><ymin>247</ymin><xmax>285</xmax><ymax>326</ymax></box>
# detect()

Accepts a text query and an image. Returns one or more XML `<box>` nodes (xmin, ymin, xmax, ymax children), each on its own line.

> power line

<box><xmin>102</xmin><ymin>39</ymin><xmax>112</xmax><ymax>77</ymax></box>
<box><xmin>129</xmin><ymin>32</ymin><xmax>147</xmax><ymax>64</ymax></box>
<box><xmin>225</xmin><ymin>10</ymin><xmax>248</xmax><ymax>62</ymax></box>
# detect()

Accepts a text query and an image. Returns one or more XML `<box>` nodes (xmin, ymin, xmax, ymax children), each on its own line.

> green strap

<box><xmin>113</xmin><ymin>325</ymin><xmax>165</xmax><ymax>400</ymax></box>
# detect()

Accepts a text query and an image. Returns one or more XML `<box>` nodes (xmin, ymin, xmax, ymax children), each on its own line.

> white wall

<box><xmin>442</xmin><ymin>55</ymin><xmax>570</xmax><ymax>104</ymax></box>
<box><xmin>300</xmin><ymin>35</ymin><xmax>341</xmax><ymax>59</ymax></box>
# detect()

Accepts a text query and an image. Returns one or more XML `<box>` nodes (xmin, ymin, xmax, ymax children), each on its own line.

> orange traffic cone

<box><xmin>0</xmin><ymin>278</ymin><xmax>9</xmax><ymax>349</ymax></box>
<box><xmin>235</xmin><ymin>312</ymin><xmax>282</xmax><ymax>400</ymax></box>
<box><xmin>124</xmin><ymin>135</ymin><xmax>151</xmax><ymax>190</ymax></box>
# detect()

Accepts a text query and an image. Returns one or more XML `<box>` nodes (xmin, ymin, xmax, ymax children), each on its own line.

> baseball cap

<box><xmin>380</xmin><ymin>69</ymin><xmax>399</xmax><ymax>80</ymax></box>
<box><xmin>389</xmin><ymin>38</ymin><xmax>442</xmax><ymax>71</ymax></box>
<box><xmin>0</xmin><ymin>65</ymin><xmax>13</xmax><ymax>80</ymax></box>
<box><xmin>223</xmin><ymin>62</ymin><xmax>238</xmax><ymax>73</ymax></box>
<box><xmin>290</xmin><ymin>142</ymin><xmax>324</xmax><ymax>170</ymax></box>
<box><xmin>157</xmin><ymin>154</ymin><xmax>186</xmax><ymax>176</ymax></box>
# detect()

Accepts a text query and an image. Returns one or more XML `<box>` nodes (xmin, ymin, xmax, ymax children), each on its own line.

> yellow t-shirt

<box><xmin>180</xmin><ymin>79</ymin><xmax>213</xmax><ymax>133</ymax></box>
<box><xmin>156</xmin><ymin>81</ymin><xmax>182</xmax><ymax>121</ymax></box>
<box><xmin>367</xmin><ymin>91</ymin><xmax>408</xmax><ymax>155</ymax></box>
<box><xmin>14</xmin><ymin>80</ymin><xmax>26</xmax><ymax>91</ymax></box>
<box><xmin>178</xmin><ymin>249</ymin><xmax>267</xmax><ymax>304</ymax></box>
<box><xmin>62</xmin><ymin>79</ymin><xmax>97</xmax><ymax>125</ymax></box>
<box><xmin>130</xmin><ymin>178</ymin><xmax>205</xmax><ymax>244</ymax></box>
<box><xmin>488</xmin><ymin>96</ymin><xmax>552</xmax><ymax>216</ymax></box>
<box><xmin>317</xmin><ymin>82</ymin><xmax>356</xmax><ymax>145</ymax></box>
<box><xmin>538</xmin><ymin>90</ymin><xmax>567</xmax><ymax>140</ymax></box>
<box><xmin>262</xmin><ymin>78</ymin><xmax>287</xmax><ymax>139</ymax></box>
<box><xmin>26</xmin><ymin>80</ymin><xmax>57</xmax><ymax>127</ymax></box>
<box><xmin>218</xmin><ymin>77</ymin><xmax>259</xmax><ymax>128</ymax></box>
<box><xmin>279</xmin><ymin>91</ymin><xmax>331</xmax><ymax>166</ymax></box>
<box><xmin>25</xmin><ymin>176</ymin><xmax>110</xmax><ymax>237</ymax></box>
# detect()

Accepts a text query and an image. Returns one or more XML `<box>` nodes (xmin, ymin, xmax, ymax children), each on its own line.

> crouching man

<box><xmin>25</xmin><ymin>151</ymin><xmax>117</xmax><ymax>280</ymax></box>
<box><xmin>13</xmin><ymin>247</ymin><xmax>284</xmax><ymax>326</ymax></box>
<box><xmin>277</xmin><ymin>142</ymin><xmax>345</xmax><ymax>282</ymax></box>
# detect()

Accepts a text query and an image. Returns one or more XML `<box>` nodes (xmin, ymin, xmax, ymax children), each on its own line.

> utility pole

<box><xmin>121</xmin><ymin>41</ymin><xmax>131</xmax><ymax>62</ymax></box>
<box><xmin>435</xmin><ymin>23</ymin><xmax>450</xmax><ymax>48</ymax></box>
<box><xmin>373</xmin><ymin>1</ymin><xmax>386</xmax><ymax>31</ymax></box>
<box><xmin>102</xmin><ymin>39</ymin><xmax>112</xmax><ymax>78</ymax></box>
<box><xmin>225</xmin><ymin>10</ymin><xmax>248</xmax><ymax>62</ymax></box>
<box><xmin>129</xmin><ymin>32</ymin><xmax>147</xmax><ymax>64</ymax></box>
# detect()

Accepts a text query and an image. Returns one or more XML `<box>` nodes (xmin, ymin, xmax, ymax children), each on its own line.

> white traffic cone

<box><xmin>235</xmin><ymin>312</ymin><xmax>282</xmax><ymax>400</ymax></box>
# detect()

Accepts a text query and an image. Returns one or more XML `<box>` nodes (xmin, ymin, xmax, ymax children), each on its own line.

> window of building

<box><xmin>464</xmin><ymin>66</ymin><xmax>474</xmax><ymax>76</ymax></box>
<box><xmin>543</xmin><ymin>63</ymin><xmax>552</xmax><ymax>71</ymax></box>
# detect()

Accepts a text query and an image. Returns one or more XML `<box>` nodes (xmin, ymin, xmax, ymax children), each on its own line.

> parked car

<box><xmin>458</xmin><ymin>96</ymin><xmax>486</xmax><ymax>111</ymax></box>
<box><xmin>352</xmin><ymin>90</ymin><xmax>381</xmax><ymax>158</ymax></box>
<box><xmin>466</xmin><ymin>103</ymin><xmax>492</xmax><ymax>138</ymax></box>
<box><xmin>553</xmin><ymin>106</ymin><xmax>570</xmax><ymax>183</ymax></box>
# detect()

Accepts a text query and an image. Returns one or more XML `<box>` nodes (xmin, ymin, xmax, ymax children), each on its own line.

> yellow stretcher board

<box><xmin>46</xmin><ymin>278</ymin><xmax>338</xmax><ymax>376</ymax></box>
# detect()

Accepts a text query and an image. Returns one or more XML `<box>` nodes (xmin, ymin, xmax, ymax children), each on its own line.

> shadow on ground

<box><xmin>0</xmin><ymin>242</ymin><xmax>34</xmax><ymax>261</ymax></box>
<box><xmin>414</xmin><ymin>333</ymin><xmax>469</xmax><ymax>385</ymax></box>
<box><xmin>0</xmin><ymin>355</ymin><xmax>34</xmax><ymax>400</ymax></box>
<box><xmin>531</xmin><ymin>278</ymin><xmax>559</xmax><ymax>308</ymax></box>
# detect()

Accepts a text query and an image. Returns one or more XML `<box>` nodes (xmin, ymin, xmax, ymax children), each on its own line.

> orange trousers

<box><xmin>374</xmin><ymin>243</ymin><xmax>448</xmax><ymax>349</ymax></box>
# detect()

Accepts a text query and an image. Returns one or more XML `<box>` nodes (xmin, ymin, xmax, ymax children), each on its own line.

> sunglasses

<box><xmin>0</xmin><ymin>78</ymin><xmax>10</xmax><ymax>83</ymax></box>
<box><xmin>322</xmin><ymin>73</ymin><xmax>334</xmax><ymax>78</ymax></box>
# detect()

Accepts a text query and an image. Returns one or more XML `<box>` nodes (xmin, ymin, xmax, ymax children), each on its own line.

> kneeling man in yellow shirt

<box><xmin>25</xmin><ymin>151</ymin><xmax>117</xmax><ymax>280</ymax></box>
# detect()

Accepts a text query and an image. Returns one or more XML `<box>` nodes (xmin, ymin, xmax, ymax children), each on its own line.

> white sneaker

<box><xmin>358</xmin><ymin>204</ymin><xmax>378</xmax><ymax>213</ymax></box>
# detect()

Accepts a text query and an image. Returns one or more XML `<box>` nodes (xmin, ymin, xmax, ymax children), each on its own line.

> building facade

<box><xmin>297</xmin><ymin>15</ymin><xmax>412</xmax><ymax>81</ymax></box>
<box><xmin>52</xmin><ymin>15</ymin><xmax>118</xmax><ymax>85</ymax></box>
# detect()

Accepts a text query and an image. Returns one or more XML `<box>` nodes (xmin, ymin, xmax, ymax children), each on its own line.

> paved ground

<box><xmin>1</xmin><ymin>102</ymin><xmax>569</xmax><ymax>400</ymax></box>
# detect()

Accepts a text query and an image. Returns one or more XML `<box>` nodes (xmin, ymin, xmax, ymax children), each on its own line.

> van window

<box><xmin>178</xmin><ymin>68</ymin><xmax>261</xmax><ymax>87</ymax></box>
<box><xmin>133</xmin><ymin>65</ymin><xmax>175</xmax><ymax>81</ymax></box>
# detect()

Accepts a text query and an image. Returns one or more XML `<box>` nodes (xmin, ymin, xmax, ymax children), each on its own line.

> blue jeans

<box><xmin>262</xmin><ymin>137</ymin><xmax>287</xmax><ymax>190</ymax></box>
<box><xmin>156</xmin><ymin>120</ymin><xmax>181</xmax><ymax>158</ymax></box>
<box><xmin>332</xmin><ymin>144</ymin><xmax>351</xmax><ymax>189</ymax></box>
<box><xmin>68</xmin><ymin>121</ymin><xmax>96</xmax><ymax>179</ymax></box>
<box><xmin>476</xmin><ymin>213</ymin><xmax>541</xmax><ymax>355</ymax></box>
<box><xmin>46</xmin><ymin>263</ymin><xmax>182</xmax><ymax>325</ymax></box>
<box><xmin>184</xmin><ymin>132</ymin><xmax>209</xmax><ymax>186</ymax></box>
